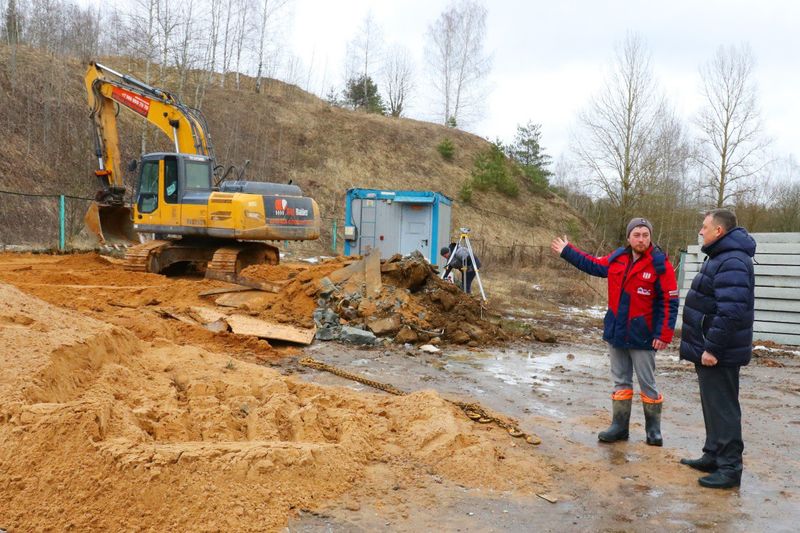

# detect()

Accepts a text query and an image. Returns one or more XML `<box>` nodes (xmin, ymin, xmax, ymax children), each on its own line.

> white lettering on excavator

<box><xmin>111</xmin><ymin>87</ymin><xmax>151</xmax><ymax>117</ymax></box>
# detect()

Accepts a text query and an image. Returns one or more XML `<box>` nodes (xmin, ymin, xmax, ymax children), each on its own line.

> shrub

<box><xmin>458</xmin><ymin>181</ymin><xmax>473</xmax><ymax>203</ymax></box>
<box><xmin>470</xmin><ymin>142</ymin><xmax>519</xmax><ymax>197</ymax></box>
<box><xmin>437</xmin><ymin>138</ymin><xmax>455</xmax><ymax>161</ymax></box>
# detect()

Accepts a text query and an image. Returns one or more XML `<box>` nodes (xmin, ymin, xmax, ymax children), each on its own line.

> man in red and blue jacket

<box><xmin>551</xmin><ymin>217</ymin><xmax>679</xmax><ymax>446</ymax></box>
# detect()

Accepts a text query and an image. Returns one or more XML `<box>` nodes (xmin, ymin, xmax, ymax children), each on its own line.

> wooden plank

<box><xmin>328</xmin><ymin>259</ymin><xmax>364</xmax><ymax>285</ymax></box>
<box><xmin>204</xmin><ymin>270</ymin><xmax>287</xmax><ymax>293</ymax></box>
<box><xmin>750</xmin><ymin>232</ymin><xmax>800</xmax><ymax>243</ymax></box>
<box><xmin>226</xmin><ymin>315</ymin><xmax>316</xmax><ymax>344</ymax></box>
<box><xmin>755</xmin><ymin>309</ymin><xmax>800</xmax><ymax>323</ymax></box>
<box><xmin>199</xmin><ymin>286</ymin><xmax>254</xmax><ymax>297</ymax></box>
<box><xmin>752</xmin><ymin>332</ymin><xmax>800</xmax><ymax>346</ymax></box>
<box><xmin>188</xmin><ymin>306</ymin><xmax>227</xmax><ymax>323</ymax></box>
<box><xmin>215</xmin><ymin>290</ymin><xmax>272</xmax><ymax>308</ymax></box>
<box><xmin>754</xmin><ymin>275</ymin><xmax>800</xmax><ymax>288</ymax></box>
<box><xmin>752</xmin><ymin>243</ymin><xmax>800</xmax><ymax>254</ymax></box>
<box><xmin>754</xmin><ymin>299</ymin><xmax>800</xmax><ymax>313</ymax></box>
<box><xmin>364</xmin><ymin>249</ymin><xmax>382</xmax><ymax>297</ymax></box>
<box><xmin>753</xmin><ymin>321</ymin><xmax>800</xmax><ymax>335</ymax></box>
<box><xmin>755</xmin><ymin>265</ymin><xmax>800</xmax><ymax>277</ymax></box>
<box><xmin>752</xmin><ymin>254</ymin><xmax>800</xmax><ymax>266</ymax></box>
<box><xmin>756</xmin><ymin>287</ymin><xmax>800</xmax><ymax>300</ymax></box>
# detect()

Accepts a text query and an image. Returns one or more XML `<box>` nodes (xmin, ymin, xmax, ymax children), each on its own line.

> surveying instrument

<box><xmin>441</xmin><ymin>227</ymin><xmax>486</xmax><ymax>301</ymax></box>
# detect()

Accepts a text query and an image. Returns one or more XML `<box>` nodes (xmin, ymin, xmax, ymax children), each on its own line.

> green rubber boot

<box><xmin>598</xmin><ymin>398</ymin><xmax>631</xmax><ymax>442</ymax></box>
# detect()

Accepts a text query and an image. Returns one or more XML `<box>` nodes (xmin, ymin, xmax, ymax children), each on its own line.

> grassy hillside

<box><xmin>0</xmin><ymin>46</ymin><xmax>596</xmax><ymax>253</ymax></box>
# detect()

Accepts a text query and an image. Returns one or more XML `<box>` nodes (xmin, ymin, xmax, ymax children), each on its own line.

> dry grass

<box><xmin>482</xmin><ymin>263</ymin><xmax>606</xmax><ymax>318</ymax></box>
<box><xmin>0</xmin><ymin>45</ymin><xmax>596</xmax><ymax>250</ymax></box>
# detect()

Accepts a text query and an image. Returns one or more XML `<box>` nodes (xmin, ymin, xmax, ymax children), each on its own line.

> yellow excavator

<box><xmin>84</xmin><ymin>61</ymin><xmax>320</xmax><ymax>280</ymax></box>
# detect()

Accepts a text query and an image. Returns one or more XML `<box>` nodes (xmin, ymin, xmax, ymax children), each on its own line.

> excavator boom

<box><xmin>82</xmin><ymin>61</ymin><xmax>320</xmax><ymax>280</ymax></box>
<box><xmin>84</xmin><ymin>61</ymin><xmax>214</xmax><ymax>243</ymax></box>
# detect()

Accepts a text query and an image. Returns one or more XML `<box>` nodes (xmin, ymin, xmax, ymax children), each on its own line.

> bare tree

<box><xmin>173</xmin><ymin>0</ymin><xmax>195</xmax><ymax>93</ymax></box>
<box><xmin>129</xmin><ymin>0</ymin><xmax>159</xmax><ymax>153</ymax></box>
<box><xmin>220</xmin><ymin>0</ymin><xmax>239</xmax><ymax>88</ymax></box>
<box><xmin>382</xmin><ymin>44</ymin><xmax>414</xmax><ymax>117</ymax></box>
<box><xmin>254</xmin><ymin>0</ymin><xmax>290</xmax><ymax>93</ymax></box>
<box><xmin>694</xmin><ymin>44</ymin><xmax>770</xmax><ymax>208</ymax></box>
<box><xmin>572</xmin><ymin>33</ymin><xmax>668</xmax><ymax>229</ymax></box>
<box><xmin>232</xmin><ymin>0</ymin><xmax>252</xmax><ymax>89</ymax></box>
<box><xmin>156</xmin><ymin>0</ymin><xmax>179</xmax><ymax>83</ymax></box>
<box><xmin>346</xmin><ymin>12</ymin><xmax>383</xmax><ymax>106</ymax></box>
<box><xmin>200</xmin><ymin>0</ymin><xmax>224</xmax><ymax>96</ymax></box>
<box><xmin>2</xmin><ymin>0</ymin><xmax>22</xmax><ymax>86</ymax></box>
<box><xmin>425</xmin><ymin>0</ymin><xmax>491</xmax><ymax>127</ymax></box>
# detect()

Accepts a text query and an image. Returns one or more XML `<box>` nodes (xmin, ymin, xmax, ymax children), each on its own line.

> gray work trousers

<box><xmin>608</xmin><ymin>345</ymin><xmax>659</xmax><ymax>400</ymax></box>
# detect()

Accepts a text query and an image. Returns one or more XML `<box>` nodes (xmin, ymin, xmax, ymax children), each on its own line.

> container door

<box><xmin>399</xmin><ymin>204</ymin><xmax>431</xmax><ymax>258</ymax></box>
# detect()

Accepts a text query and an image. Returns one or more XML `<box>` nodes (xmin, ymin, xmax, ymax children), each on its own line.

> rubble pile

<box><xmin>311</xmin><ymin>251</ymin><xmax>509</xmax><ymax>346</ymax></box>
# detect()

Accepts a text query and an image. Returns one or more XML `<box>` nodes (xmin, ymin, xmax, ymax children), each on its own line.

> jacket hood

<box><xmin>702</xmin><ymin>227</ymin><xmax>756</xmax><ymax>258</ymax></box>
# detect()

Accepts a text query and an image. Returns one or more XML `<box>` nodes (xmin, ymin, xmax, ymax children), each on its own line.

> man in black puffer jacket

<box><xmin>679</xmin><ymin>209</ymin><xmax>756</xmax><ymax>489</ymax></box>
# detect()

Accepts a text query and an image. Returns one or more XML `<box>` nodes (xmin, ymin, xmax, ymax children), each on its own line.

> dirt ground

<box><xmin>1</xmin><ymin>252</ymin><xmax>799</xmax><ymax>532</ymax></box>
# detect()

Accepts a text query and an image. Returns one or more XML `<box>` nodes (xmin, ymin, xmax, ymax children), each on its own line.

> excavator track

<box><xmin>205</xmin><ymin>243</ymin><xmax>280</xmax><ymax>283</ymax></box>
<box><xmin>123</xmin><ymin>239</ymin><xmax>173</xmax><ymax>273</ymax></box>
<box><xmin>123</xmin><ymin>239</ymin><xmax>279</xmax><ymax>277</ymax></box>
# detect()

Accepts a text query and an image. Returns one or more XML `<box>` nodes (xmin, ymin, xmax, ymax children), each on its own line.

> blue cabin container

<box><xmin>343</xmin><ymin>188</ymin><xmax>452</xmax><ymax>265</ymax></box>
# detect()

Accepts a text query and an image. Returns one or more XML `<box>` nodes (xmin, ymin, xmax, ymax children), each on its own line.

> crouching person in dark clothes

<box><xmin>551</xmin><ymin>218</ymin><xmax>679</xmax><ymax>446</ymax></box>
<box><xmin>679</xmin><ymin>209</ymin><xmax>756</xmax><ymax>489</ymax></box>
<box><xmin>440</xmin><ymin>244</ymin><xmax>481</xmax><ymax>294</ymax></box>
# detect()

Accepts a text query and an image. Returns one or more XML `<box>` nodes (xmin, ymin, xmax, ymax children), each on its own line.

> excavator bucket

<box><xmin>84</xmin><ymin>202</ymin><xmax>137</xmax><ymax>245</ymax></box>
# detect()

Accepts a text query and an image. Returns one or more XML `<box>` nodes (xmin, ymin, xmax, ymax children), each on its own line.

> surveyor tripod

<box><xmin>441</xmin><ymin>228</ymin><xmax>486</xmax><ymax>301</ymax></box>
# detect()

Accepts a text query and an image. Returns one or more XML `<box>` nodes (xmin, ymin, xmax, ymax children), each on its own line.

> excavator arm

<box><xmin>84</xmin><ymin>61</ymin><xmax>216</xmax><ymax>242</ymax></box>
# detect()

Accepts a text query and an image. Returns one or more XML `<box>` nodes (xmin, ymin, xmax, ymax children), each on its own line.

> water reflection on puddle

<box><xmin>444</xmin><ymin>349</ymin><xmax>608</xmax><ymax>419</ymax></box>
<box><xmin>447</xmin><ymin>349</ymin><xmax>606</xmax><ymax>388</ymax></box>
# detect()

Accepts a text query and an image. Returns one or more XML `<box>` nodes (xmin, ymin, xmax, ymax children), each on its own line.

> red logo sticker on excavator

<box><xmin>111</xmin><ymin>87</ymin><xmax>151</xmax><ymax>117</ymax></box>
<box><xmin>274</xmin><ymin>198</ymin><xmax>288</xmax><ymax>212</ymax></box>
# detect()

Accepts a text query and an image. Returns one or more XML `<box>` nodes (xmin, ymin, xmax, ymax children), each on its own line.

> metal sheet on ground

<box><xmin>226</xmin><ymin>315</ymin><xmax>316</xmax><ymax>344</ymax></box>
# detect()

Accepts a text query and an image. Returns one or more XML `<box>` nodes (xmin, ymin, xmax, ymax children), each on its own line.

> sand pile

<box><xmin>0</xmin><ymin>283</ymin><xmax>550</xmax><ymax>531</ymax></box>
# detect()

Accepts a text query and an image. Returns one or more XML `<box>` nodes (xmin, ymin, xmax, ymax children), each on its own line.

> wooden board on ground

<box><xmin>214</xmin><ymin>290</ymin><xmax>273</xmax><ymax>308</ymax></box>
<box><xmin>188</xmin><ymin>306</ymin><xmax>227</xmax><ymax>323</ymax></box>
<box><xmin>226</xmin><ymin>315</ymin><xmax>316</xmax><ymax>344</ymax></box>
<box><xmin>199</xmin><ymin>286</ymin><xmax>254</xmax><ymax>297</ymax></box>
<box><xmin>328</xmin><ymin>259</ymin><xmax>365</xmax><ymax>285</ymax></box>
<box><xmin>202</xmin><ymin>273</ymin><xmax>287</xmax><ymax>294</ymax></box>
<box><xmin>365</xmin><ymin>249</ymin><xmax>382</xmax><ymax>297</ymax></box>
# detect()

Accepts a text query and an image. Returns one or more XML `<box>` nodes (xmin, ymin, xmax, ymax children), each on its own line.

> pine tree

<box><xmin>343</xmin><ymin>75</ymin><xmax>386</xmax><ymax>115</ymax></box>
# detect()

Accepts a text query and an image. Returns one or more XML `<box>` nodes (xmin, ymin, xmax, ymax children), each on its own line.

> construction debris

<box><xmin>305</xmin><ymin>250</ymin><xmax>507</xmax><ymax>346</ymax></box>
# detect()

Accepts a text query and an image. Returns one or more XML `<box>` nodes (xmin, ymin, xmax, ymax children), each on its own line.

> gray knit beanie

<box><xmin>626</xmin><ymin>217</ymin><xmax>653</xmax><ymax>237</ymax></box>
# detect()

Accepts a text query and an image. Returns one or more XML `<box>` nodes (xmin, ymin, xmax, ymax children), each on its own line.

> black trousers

<box><xmin>462</xmin><ymin>270</ymin><xmax>476</xmax><ymax>293</ymax></box>
<box><xmin>695</xmin><ymin>364</ymin><xmax>744</xmax><ymax>478</ymax></box>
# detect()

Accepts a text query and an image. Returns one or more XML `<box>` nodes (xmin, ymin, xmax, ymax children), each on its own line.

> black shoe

<box><xmin>698</xmin><ymin>471</ymin><xmax>740</xmax><ymax>489</ymax></box>
<box><xmin>680</xmin><ymin>456</ymin><xmax>717</xmax><ymax>473</ymax></box>
<box><xmin>598</xmin><ymin>398</ymin><xmax>631</xmax><ymax>443</ymax></box>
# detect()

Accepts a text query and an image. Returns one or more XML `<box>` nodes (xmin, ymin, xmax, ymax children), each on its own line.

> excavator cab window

<box><xmin>164</xmin><ymin>157</ymin><xmax>179</xmax><ymax>204</ymax></box>
<box><xmin>185</xmin><ymin>159</ymin><xmax>212</xmax><ymax>191</ymax></box>
<box><xmin>137</xmin><ymin>160</ymin><xmax>159</xmax><ymax>214</ymax></box>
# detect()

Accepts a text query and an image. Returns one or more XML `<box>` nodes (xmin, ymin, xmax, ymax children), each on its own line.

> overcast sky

<box><xmin>288</xmin><ymin>0</ymin><xmax>800</xmax><ymax>165</ymax></box>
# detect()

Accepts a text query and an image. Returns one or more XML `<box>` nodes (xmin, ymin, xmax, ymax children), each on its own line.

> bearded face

<box><xmin>628</xmin><ymin>227</ymin><xmax>651</xmax><ymax>254</ymax></box>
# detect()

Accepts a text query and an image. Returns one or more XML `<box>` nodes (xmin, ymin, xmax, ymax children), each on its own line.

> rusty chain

<box><xmin>298</xmin><ymin>357</ymin><xmax>541</xmax><ymax>445</ymax></box>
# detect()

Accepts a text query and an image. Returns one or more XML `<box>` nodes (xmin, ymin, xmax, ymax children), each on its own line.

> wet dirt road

<box><xmin>286</xmin><ymin>337</ymin><xmax>800</xmax><ymax>532</ymax></box>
